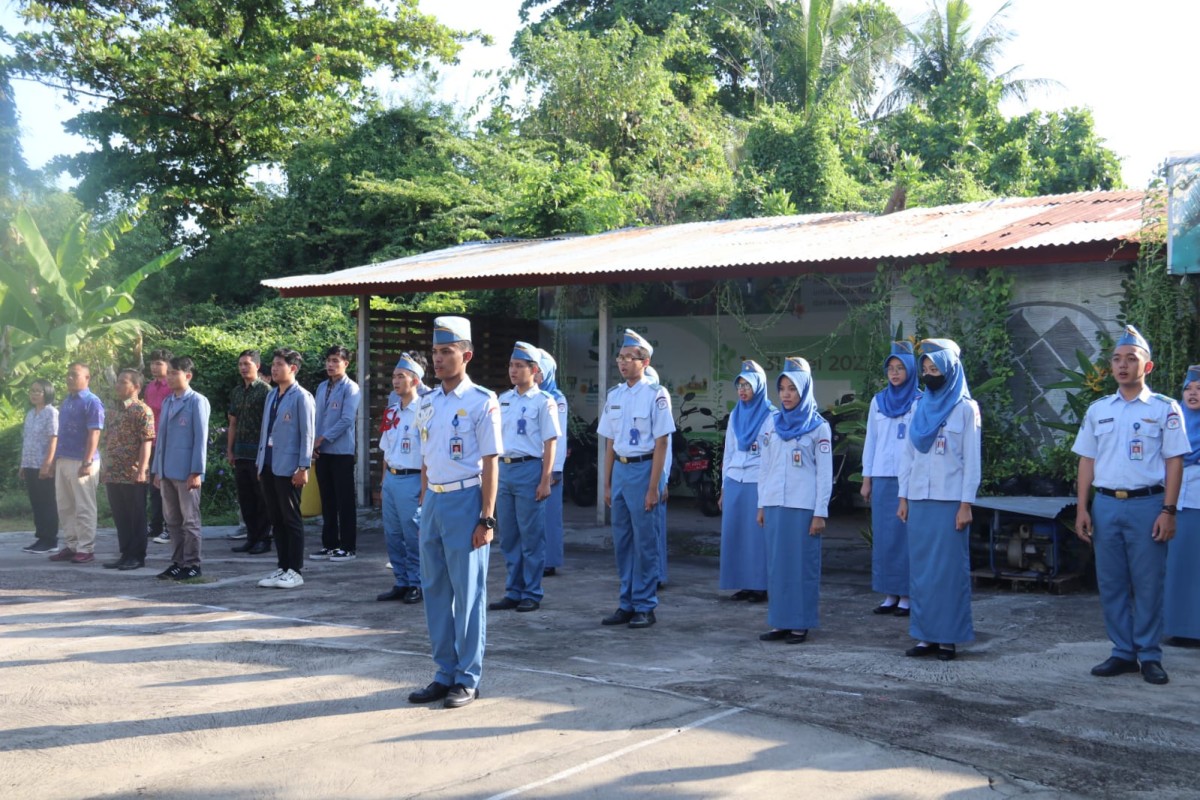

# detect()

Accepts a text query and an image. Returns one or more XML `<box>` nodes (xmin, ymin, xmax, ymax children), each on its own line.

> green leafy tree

<box><xmin>7</xmin><ymin>0</ymin><xmax>463</xmax><ymax>232</ymax></box>
<box><xmin>0</xmin><ymin>199</ymin><xmax>182</xmax><ymax>396</ymax></box>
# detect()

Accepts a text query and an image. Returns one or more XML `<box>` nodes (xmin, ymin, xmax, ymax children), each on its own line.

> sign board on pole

<box><xmin>1167</xmin><ymin>152</ymin><xmax>1200</xmax><ymax>275</ymax></box>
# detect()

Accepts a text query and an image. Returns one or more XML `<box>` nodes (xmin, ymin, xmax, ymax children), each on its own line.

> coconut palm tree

<box><xmin>877</xmin><ymin>0</ymin><xmax>1056</xmax><ymax>115</ymax></box>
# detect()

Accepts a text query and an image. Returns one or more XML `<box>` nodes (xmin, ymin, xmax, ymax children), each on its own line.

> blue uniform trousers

<box><xmin>1164</xmin><ymin>508</ymin><xmax>1200</xmax><ymax>639</ymax></box>
<box><xmin>908</xmin><ymin>500</ymin><xmax>973</xmax><ymax>644</ymax></box>
<box><xmin>719</xmin><ymin>478</ymin><xmax>766</xmax><ymax>591</ymax></box>
<box><xmin>655</xmin><ymin>472</ymin><xmax>668</xmax><ymax>585</ymax></box>
<box><xmin>611</xmin><ymin>460</ymin><xmax>659</xmax><ymax>612</ymax></box>
<box><xmin>763</xmin><ymin>506</ymin><xmax>821</xmax><ymax>630</ymax></box>
<box><xmin>1092</xmin><ymin>493</ymin><xmax>1167</xmax><ymax>662</ymax></box>
<box><xmin>545</xmin><ymin>474</ymin><xmax>565</xmax><ymax>569</ymax></box>
<box><xmin>382</xmin><ymin>471</ymin><xmax>421</xmax><ymax>589</ymax></box>
<box><xmin>870</xmin><ymin>477</ymin><xmax>910</xmax><ymax>596</ymax></box>
<box><xmin>497</xmin><ymin>459</ymin><xmax>546</xmax><ymax>602</ymax></box>
<box><xmin>420</xmin><ymin>485</ymin><xmax>488</xmax><ymax>689</ymax></box>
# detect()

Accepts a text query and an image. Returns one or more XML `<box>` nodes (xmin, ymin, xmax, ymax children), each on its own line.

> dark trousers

<box><xmin>315</xmin><ymin>453</ymin><xmax>357</xmax><ymax>551</ymax></box>
<box><xmin>23</xmin><ymin>467</ymin><xmax>59</xmax><ymax>546</ymax></box>
<box><xmin>262</xmin><ymin>472</ymin><xmax>304</xmax><ymax>572</ymax></box>
<box><xmin>234</xmin><ymin>459</ymin><xmax>272</xmax><ymax>544</ymax></box>
<box><xmin>106</xmin><ymin>482</ymin><xmax>148</xmax><ymax>562</ymax></box>
<box><xmin>146</xmin><ymin>445</ymin><xmax>164</xmax><ymax>536</ymax></box>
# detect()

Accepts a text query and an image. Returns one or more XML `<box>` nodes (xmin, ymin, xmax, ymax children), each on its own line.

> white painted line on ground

<box><xmin>569</xmin><ymin>656</ymin><xmax>675</xmax><ymax>673</ymax></box>
<box><xmin>483</xmin><ymin>706</ymin><xmax>745</xmax><ymax>800</ymax></box>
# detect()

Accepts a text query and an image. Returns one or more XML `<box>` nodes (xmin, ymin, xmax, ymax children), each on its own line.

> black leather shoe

<box><xmin>746</xmin><ymin>591</ymin><xmax>768</xmax><ymax>603</ymax></box>
<box><xmin>937</xmin><ymin>645</ymin><xmax>957</xmax><ymax>661</ymax></box>
<box><xmin>402</xmin><ymin>587</ymin><xmax>423</xmax><ymax>604</ymax></box>
<box><xmin>488</xmin><ymin>597</ymin><xmax>520</xmax><ymax>611</ymax></box>
<box><xmin>444</xmin><ymin>683</ymin><xmax>478</xmax><ymax>708</ymax></box>
<box><xmin>543</xmin><ymin>567</ymin><xmax>557</xmax><ymax>577</ymax></box>
<box><xmin>231</xmin><ymin>542</ymin><xmax>254</xmax><ymax>553</ymax></box>
<box><xmin>872</xmin><ymin>603</ymin><xmax>897</xmax><ymax>615</ymax></box>
<box><xmin>628</xmin><ymin>611</ymin><xmax>656</xmax><ymax>629</ymax></box>
<box><xmin>516</xmin><ymin>599</ymin><xmax>540</xmax><ymax>612</ymax></box>
<box><xmin>905</xmin><ymin>643</ymin><xmax>938</xmax><ymax>657</ymax></box>
<box><xmin>786</xmin><ymin>630</ymin><xmax>808</xmax><ymax>644</ymax></box>
<box><xmin>103</xmin><ymin>557</ymin><xmax>126</xmax><ymax>569</ymax></box>
<box><xmin>730</xmin><ymin>589</ymin><xmax>753</xmax><ymax>601</ymax></box>
<box><xmin>377</xmin><ymin>587</ymin><xmax>406</xmax><ymax>602</ymax></box>
<box><xmin>759</xmin><ymin>629</ymin><xmax>789</xmax><ymax>641</ymax></box>
<box><xmin>602</xmin><ymin>608</ymin><xmax>634</xmax><ymax>626</ymax></box>
<box><xmin>1090</xmin><ymin>656</ymin><xmax>1139</xmax><ymax>677</ymax></box>
<box><xmin>117</xmin><ymin>559</ymin><xmax>145</xmax><ymax>571</ymax></box>
<box><xmin>248</xmin><ymin>541</ymin><xmax>272</xmax><ymax>555</ymax></box>
<box><xmin>408</xmin><ymin>681</ymin><xmax>451</xmax><ymax>704</ymax></box>
<box><xmin>894</xmin><ymin>606</ymin><xmax>911</xmax><ymax>617</ymax></box>
<box><xmin>1141</xmin><ymin>661</ymin><xmax>1169</xmax><ymax>685</ymax></box>
<box><xmin>1164</xmin><ymin>636</ymin><xmax>1200</xmax><ymax>648</ymax></box>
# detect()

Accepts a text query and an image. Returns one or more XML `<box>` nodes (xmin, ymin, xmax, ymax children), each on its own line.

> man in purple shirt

<box><xmin>49</xmin><ymin>362</ymin><xmax>105</xmax><ymax>564</ymax></box>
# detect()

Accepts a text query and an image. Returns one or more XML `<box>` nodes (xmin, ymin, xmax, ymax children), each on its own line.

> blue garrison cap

<box><xmin>621</xmin><ymin>329</ymin><xmax>654</xmax><ymax>357</ymax></box>
<box><xmin>784</xmin><ymin>356</ymin><xmax>811</xmax><ymax>373</ymax></box>
<box><xmin>511</xmin><ymin>341</ymin><xmax>540</xmax><ymax>364</ymax></box>
<box><xmin>1116</xmin><ymin>324</ymin><xmax>1151</xmax><ymax>359</ymax></box>
<box><xmin>918</xmin><ymin>338</ymin><xmax>961</xmax><ymax>358</ymax></box>
<box><xmin>394</xmin><ymin>353</ymin><xmax>424</xmax><ymax>381</ymax></box>
<box><xmin>433</xmin><ymin>316</ymin><xmax>471</xmax><ymax>345</ymax></box>
<box><xmin>890</xmin><ymin>341</ymin><xmax>915</xmax><ymax>357</ymax></box>
<box><xmin>644</xmin><ymin>365</ymin><xmax>660</xmax><ymax>385</ymax></box>
<box><xmin>1184</xmin><ymin>365</ymin><xmax>1200</xmax><ymax>390</ymax></box>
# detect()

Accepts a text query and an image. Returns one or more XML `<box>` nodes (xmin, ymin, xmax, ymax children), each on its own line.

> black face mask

<box><xmin>923</xmin><ymin>374</ymin><xmax>947</xmax><ymax>392</ymax></box>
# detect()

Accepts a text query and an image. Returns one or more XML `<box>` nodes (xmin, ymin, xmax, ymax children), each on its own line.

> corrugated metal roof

<box><xmin>264</xmin><ymin>190</ymin><xmax>1154</xmax><ymax>297</ymax></box>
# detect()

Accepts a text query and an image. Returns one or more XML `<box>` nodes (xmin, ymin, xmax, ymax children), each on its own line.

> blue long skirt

<box><xmin>719</xmin><ymin>478</ymin><xmax>766</xmax><ymax>591</ymax></box>
<box><xmin>908</xmin><ymin>499</ymin><xmax>974</xmax><ymax>644</ymax></box>
<box><xmin>1164</xmin><ymin>508</ymin><xmax>1200</xmax><ymax>639</ymax></box>
<box><xmin>870</xmin><ymin>476</ymin><xmax>909</xmax><ymax>596</ymax></box>
<box><xmin>545</xmin><ymin>477</ymin><xmax>564</xmax><ymax>569</ymax></box>
<box><xmin>764</xmin><ymin>506</ymin><xmax>821</xmax><ymax>630</ymax></box>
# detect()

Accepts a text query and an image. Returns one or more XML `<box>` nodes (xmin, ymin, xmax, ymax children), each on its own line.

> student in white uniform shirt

<box><xmin>756</xmin><ymin>357</ymin><xmax>831</xmax><ymax>644</ymax></box>
<box><xmin>1073</xmin><ymin>325</ymin><xmax>1188</xmax><ymax>685</ymax></box>
<box><xmin>897</xmin><ymin>338</ymin><xmax>980</xmax><ymax>662</ymax></box>
<box><xmin>720</xmin><ymin>359</ymin><xmax>773</xmax><ymax>604</ymax></box>
<box><xmin>407</xmin><ymin>316</ymin><xmax>502</xmax><ymax>710</ymax></box>
<box><xmin>489</xmin><ymin>342</ymin><xmax>560</xmax><ymax>613</ymax></box>
<box><xmin>861</xmin><ymin>341</ymin><xmax>921</xmax><ymax>616</ymax></box>
<box><xmin>537</xmin><ymin>348</ymin><xmax>569</xmax><ymax>576</ymax></box>
<box><xmin>377</xmin><ymin>353</ymin><xmax>428</xmax><ymax>605</ymax></box>
<box><xmin>599</xmin><ymin>329</ymin><xmax>675</xmax><ymax>629</ymax></box>
<box><xmin>1164</xmin><ymin>364</ymin><xmax>1200</xmax><ymax>649</ymax></box>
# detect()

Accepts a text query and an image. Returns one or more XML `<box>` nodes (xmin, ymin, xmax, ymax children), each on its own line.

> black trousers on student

<box><xmin>23</xmin><ymin>467</ymin><xmax>59</xmax><ymax>546</ymax></box>
<box><xmin>261</xmin><ymin>472</ymin><xmax>304</xmax><ymax>573</ymax></box>
<box><xmin>316</xmin><ymin>453</ymin><xmax>357</xmax><ymax>552</ymax></box>
<box><xmin>106</xmin><ymin>482</ymin><xmax>148</xmax><ymax>562</ymax></box>
<box><xmin>234</xmin><ymin>459</ymin><xmax>272</xmax><ymax>544</ymax></box>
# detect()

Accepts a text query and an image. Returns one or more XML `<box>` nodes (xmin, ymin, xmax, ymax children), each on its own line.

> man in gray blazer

<box><xmin>256</xmin><ymin>348</ymin><xmax>316</xmax><ymax>589</ymax></box>
<box><xmin>151</xmin><ymin>356</ymin><xmax>211</xmax><ymax>581</ymax></box>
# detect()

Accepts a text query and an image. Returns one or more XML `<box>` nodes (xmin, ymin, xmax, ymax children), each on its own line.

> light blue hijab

<box><xmin>909</xmin><ymin>339</ymin><xmax>971</xmax><ymax>454</ymax></box>
<box><xmin>774</xmin><ymin>357</ymin><xmax>824</xmax><ymax>442</ymax></box>
<box><xmin>1182</xmin><ymin>365</ymin><xmax>1200</xmax><ymax>468</ymax></box>
<box><xmin>731</xmin><ymin>359</ymin><xmax>773</xmax><ymax>450</ymax></box>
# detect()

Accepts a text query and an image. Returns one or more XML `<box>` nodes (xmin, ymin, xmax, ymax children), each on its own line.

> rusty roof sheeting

<box><xmin>264</xmin><ymin>190</ymin><xmax>1153</xmax><ymax>296</ymax></box>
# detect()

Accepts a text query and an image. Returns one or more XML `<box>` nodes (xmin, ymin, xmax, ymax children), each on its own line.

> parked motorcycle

<box><xmin>674</xmin><ymin>393</ymin><xmax>723</xmax><ymax>517</ymax></box>
<box><xmin>824</xmin><ymin>393</ymin><xmax>865</xmax><ymax>514</ymax></box>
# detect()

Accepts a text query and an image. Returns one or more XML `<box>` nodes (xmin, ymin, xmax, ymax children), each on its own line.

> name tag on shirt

<box><xmin>934</xmin><ymin>435</ymin><xmax>947</xmax><ymax>456</ymax></box>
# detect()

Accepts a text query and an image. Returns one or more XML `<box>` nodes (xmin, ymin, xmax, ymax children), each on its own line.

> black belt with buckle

<box><xmin>501</xmin><ymin>455</ymin><xmax>539</xmax><ymax>464</ymax></box>
<box><xmin>617</xmin><ymin>453</ymin><xmax>654</xmax><ymax>464</ymax></box>
<box><xmin>1097</xmin><ymin>485</ymin><xmax>1164</xmax><ymax>499</ymax></box>
<box><xmin>387</xmin><ymin>467</ymin><xmax>420</xmax><ymax>476</ymax></box>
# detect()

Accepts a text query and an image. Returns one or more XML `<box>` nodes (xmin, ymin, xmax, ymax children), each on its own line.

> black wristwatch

<box><xmin>478</xmin><ymin>516</ymin><xmax>497</xmax><ymax>529</ymax></box>
<box><xmin>1161</xmin><ymin>504</ymin><xmax>1177</xmax><ymax>516</ymax></box>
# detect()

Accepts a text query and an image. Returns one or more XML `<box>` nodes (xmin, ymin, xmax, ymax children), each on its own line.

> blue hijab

<box><xmin>536</xmin><ymin>348</ymin><xmax>564</xmax><ymax>400</ymax></box>
<box><xmin>1182</xmin><ymin>366</ymin><xmax>1200</xmax><ymax>467</ymax></box>
<box><xmin>875</xmin><ymin>341</ymin><xmax>920</xmax><ymax>418</ymax></box>
<box><xmin>731</xmin><ymin>359</ymin><xmax>773</xmax><ymax>450</ymax></box>
<box><xmin>909</xmin><ymin>339</ymin><xmax>971</xmax><ymax>454</ymax></box>
<box><xmin>774</xmin><ymin>357</ymin><xmax>825</xmax><ymax>442</ymax></box>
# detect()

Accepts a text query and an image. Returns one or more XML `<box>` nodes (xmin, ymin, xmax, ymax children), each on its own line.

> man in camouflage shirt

<box><xmin>226</xmin><ymin>350</ymin><xmax>273</xmax><ymax>554</ymax></box>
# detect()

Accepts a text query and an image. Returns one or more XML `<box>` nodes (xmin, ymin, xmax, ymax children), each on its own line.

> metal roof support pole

<box><xmin>356</xmin><ymin>294</ymin><xmax>370</xmax><ymax>508</ymax></box>
<box><xmin>596</xmin><ymin>291</ymin><xmax>609</xmax><ymax>526</ymax></box>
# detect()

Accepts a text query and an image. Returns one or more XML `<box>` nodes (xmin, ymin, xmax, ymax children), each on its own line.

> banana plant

<box><xmin>0</xmin><ymin>199</ymin><xmax>183</xmax><ymax>393</ymax></box>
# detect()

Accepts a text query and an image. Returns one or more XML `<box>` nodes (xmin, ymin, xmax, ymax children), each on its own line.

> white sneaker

<box><xmin>275</xmin><ymin>569</ymin><xmax>304</xmax><ymax>589</ymax></box>
<box><xmin>151</xmin><ymin>533</ymin><xmax>171</xmax><ymax>544</ymax></box>
<box><xmin>257</xmin><ymin>568</ymin><xmax>285</xmax><ymax>588</ymax></box>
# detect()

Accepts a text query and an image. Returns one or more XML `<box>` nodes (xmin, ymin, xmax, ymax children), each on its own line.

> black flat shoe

<box><xmin>231</xmin><ymin>542</ymin><xmax>253</xmax><ymax>553</ymax></box>
<box><xmin>117</xmin><ymin>559</ymin><xmax>145</xmax><ymax>571</ymax></box>
<box><xmin>894</xmin><ymin>606</ymin><xmax>911</xmax><ymax>617</ymax></box>
<box><xmin>543</xmin><ymin>567</ymin><xmax>557</xmax><ymax>577</ymax></box>
<box><xmin>873</xmin><ymin>603</ymin><xmax>897</xmax><ymax>615</ymax></box>
<box><xmin>1090</xmin><ymin>656</ymin><xmax>1139</xmax><ymax>677</ymax></box>
<box><xmin>408</xmin><ymin>681</ymin><xmax>451</xmax><ymax>704</ymax></box>
<box><xmin>377</xmin><ymin>587</ymin><xmax>406</xmax><ymax>602</ymax></box>
<box><xmin>937</xmin><ymin>645</ymin><xmax>957</xmax><ymax>661</ymax></box>
<box><xmin>730</xmin><ymin>590</ymin><xmax>753</xmax><ymax>601</ymax></box>
<box><xmin>102</xmin><ymin>558</ymin><xmax>126</xmax><ymax>569</ymax></box>
<box><xmin>786</xmin><ymin>630</ymin><xmax>808</xmax><ymax>644</ymax></box>
<box><xmin>746</xmin><ymin>591</ymin><xmax>768</xmax><ymax>604</ymax></box>
<box><xmin>759</xmin><ymin>629</ymin><xmax>789</xmax><ymax>641</ymax></box>
<box><xmin>1164</xmin><ymin>636</ymin><xmax>1200</xmax><ymax>649</ymax></box>
<box><xmin>905</xmin><ymin>643</ymin><xmax>938</xmax><ymax>657</ymax></box>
